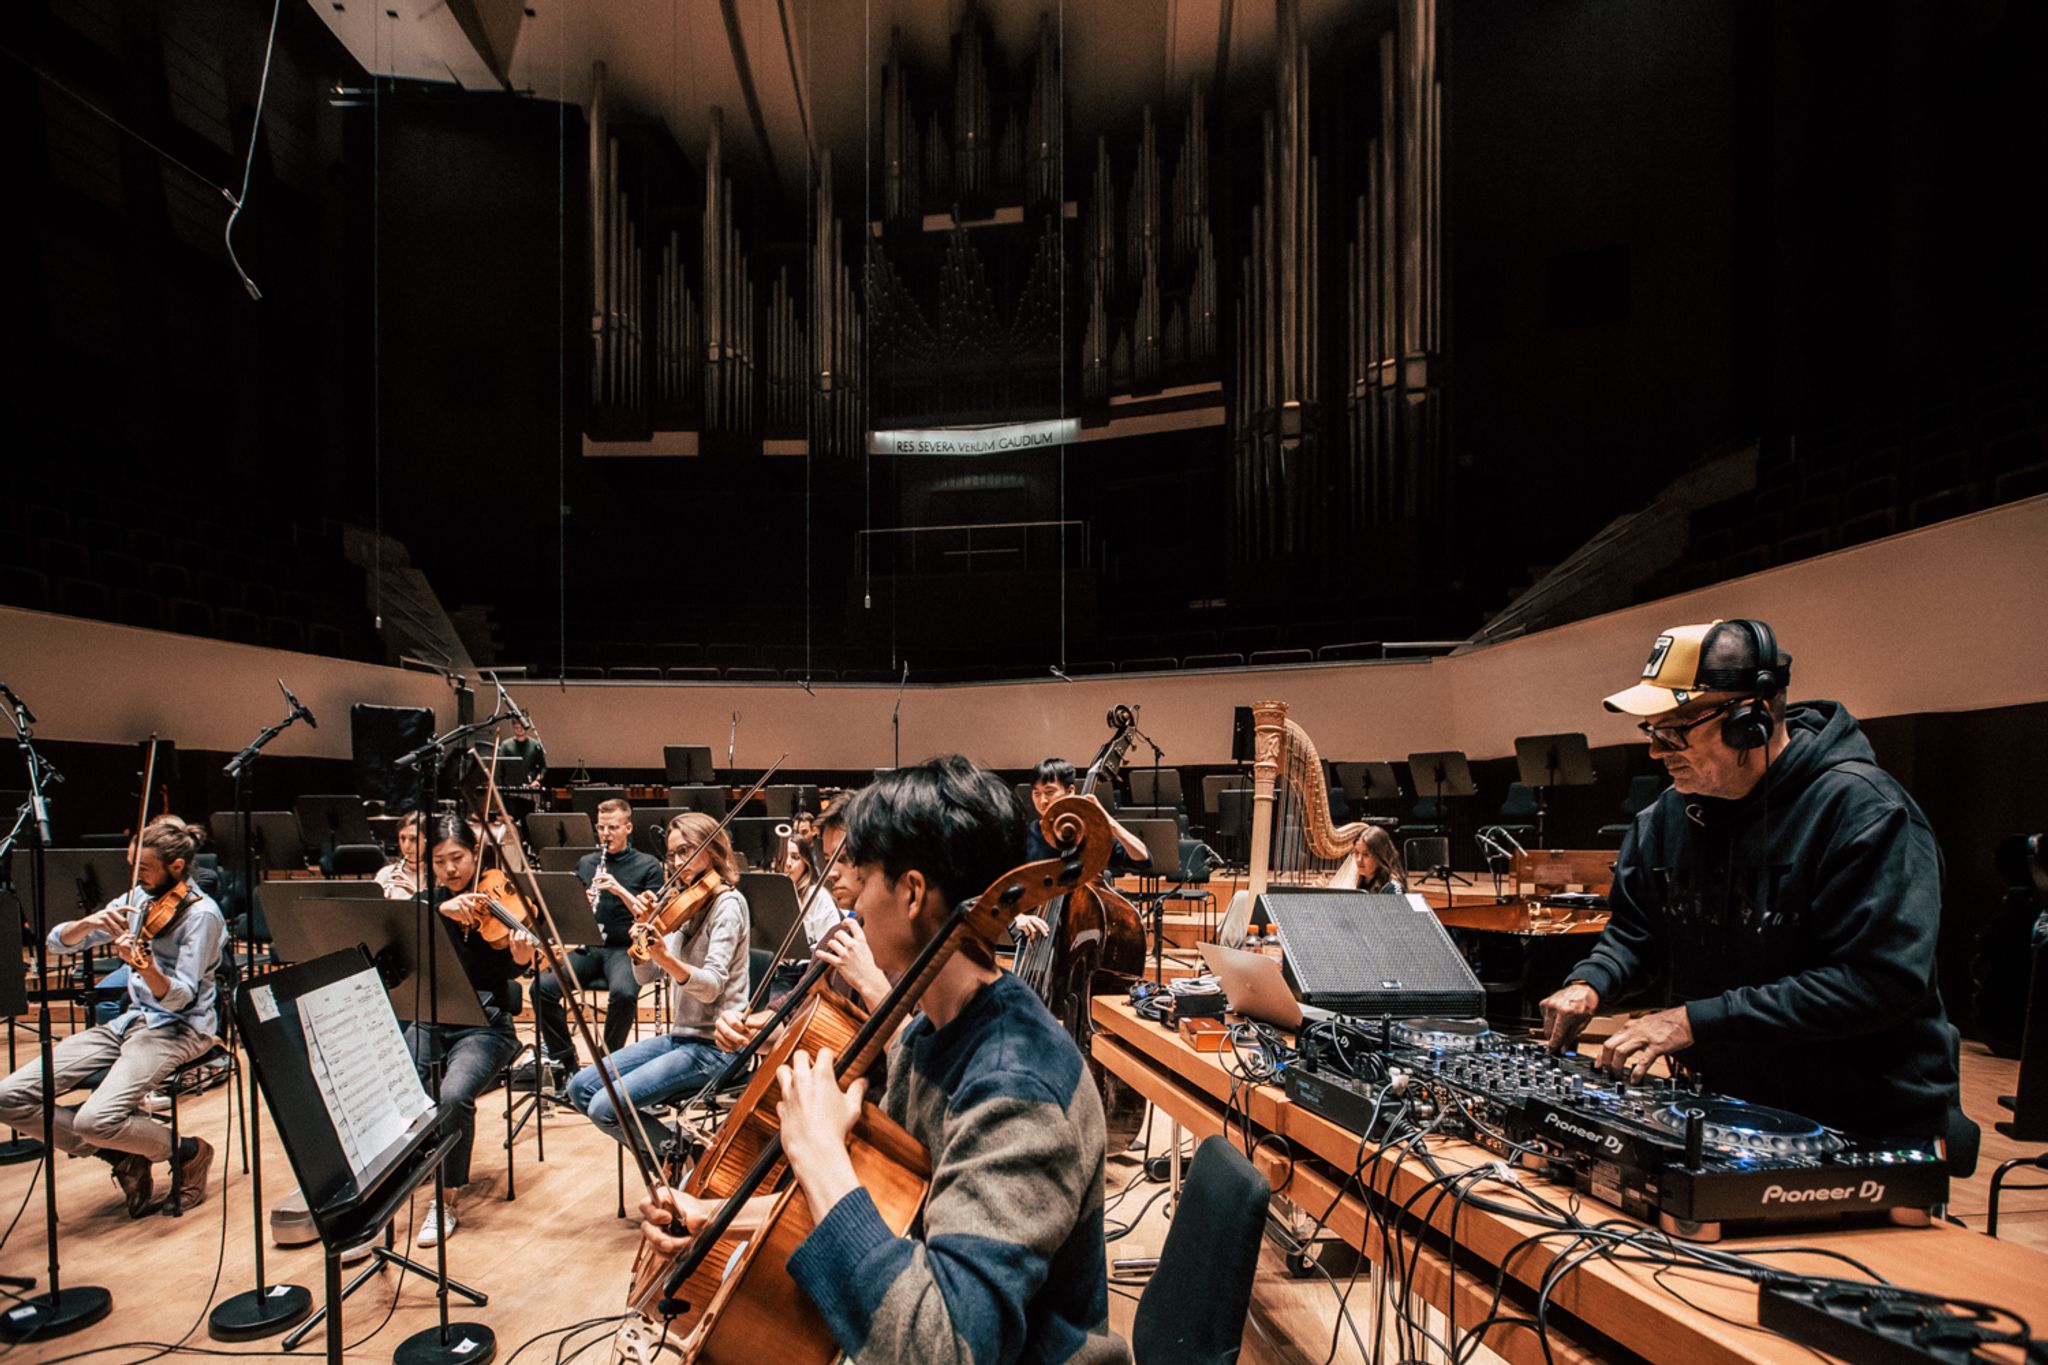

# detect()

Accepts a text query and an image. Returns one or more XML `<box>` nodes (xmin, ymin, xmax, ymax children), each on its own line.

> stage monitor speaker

<box><xmin>1262</xmin><ymin>889</ymin><xmax>1484</xmax><ymax>1018</ymax></box>
<box><xmin>350</xmin><ymin>704</ymin><xmax>437</xmax><ymax>810</ymax></box>
<box><xmin>1231</xmin><ymin>706</ymin><xmax>1255</xmax><ymax>763</ymax></box>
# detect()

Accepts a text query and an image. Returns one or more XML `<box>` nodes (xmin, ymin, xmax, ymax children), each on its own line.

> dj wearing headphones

<box><xmin>1538</xmin><ymin>619</ymin><xmax>1962</xmax><ymax>1139</ymax></box>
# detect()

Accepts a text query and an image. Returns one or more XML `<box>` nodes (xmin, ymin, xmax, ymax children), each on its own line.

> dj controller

<box><xmin>1285</xmin><ymin>1017</ymin><xmax>1948</xmax><ymax>1241</ymax></box>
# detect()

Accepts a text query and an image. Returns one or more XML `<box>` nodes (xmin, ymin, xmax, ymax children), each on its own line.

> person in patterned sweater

<box><xmin>639</xmin><ymin>754</ymin><xmax>1128</xmax><ymax>1364</ymax></box>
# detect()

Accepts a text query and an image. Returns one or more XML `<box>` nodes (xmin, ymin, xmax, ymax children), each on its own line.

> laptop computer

<box><xmin>1196</xmin><ymin>941</ymin><xmax>1333</xmax><ymax>1031</ymax></box>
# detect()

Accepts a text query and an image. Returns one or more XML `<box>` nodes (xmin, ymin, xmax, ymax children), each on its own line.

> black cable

<box><xmin>0</xmin><ymin>1154</ymin><xmax>43</xmax><ymax>1253</ymax></box>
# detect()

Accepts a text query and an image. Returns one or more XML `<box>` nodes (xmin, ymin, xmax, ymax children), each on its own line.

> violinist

<box><xmin>1012</xmin><ymin>757</ymin><xmax>1150</xmax><ymax>943</ymax></box>
<box><xmin>527</xmin><ymin>798</ymin><xmax>662</xmax><ymax>1088</ymax></box>
<box><xmin>407</xmin><ymin>816</ymin><xmax>537</xmax><ymax>1246</ymax></box>
<box><xmin>376</xmin><ymin>810</ymin><xmax>427</xmax><ymax>899</ymax></box>
<box><xmin>640</xmin><ymin>757</ymin><xmax>1126</xmax><ymax>1365</ymax></box>
<box><xmin>563</xmin><ymin>812</ymin><xmax>750</xmax><ymax>1147</ymax></box>
<box><xmin>782</xmin><ymin>833</ymin><xmax>839</xmax><ymax>950</ymax></box>
<box><xmin>0</xmin><ymin>817</ymin><xmax>224</xmax><ymax>1217</ymax></box>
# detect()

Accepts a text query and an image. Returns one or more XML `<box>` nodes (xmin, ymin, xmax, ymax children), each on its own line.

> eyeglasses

<box><xmin>1638</xmin><ymin>700</ymin><xmax>1742</xmax><ymax>751</ymax></box>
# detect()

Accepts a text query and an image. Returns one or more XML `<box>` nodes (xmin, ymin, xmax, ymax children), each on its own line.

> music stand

<box><xmin>567</xmin><ymin>787</ymin><xmax>627</xmax><ymax>822</ymax></box>
<box><xmin>523</xmin><ymin>871</ymin><xmax>604</xmax><ymax>948</ymax></box>
<box><xmin>629</xmin><ymin>807</ymin><xmax>687</xmax><ymax>857</ymax></box>
<box><xmin>1199</xmin><ymin>774</ymin><xmax>1244</xmax><ymax>817</ymax></box>
<box><xmin>663</xmin><ymin>745</ymin><xmax>715</xmax><ymax>786</ymax></box>
<box><xmin>294</xmin><ymin>796</ymin><xmax>375</xmax><ymax>865</ymax></box>
<box><xmin>1406</xmin><ymin>752</ymin><xmax>1476</xmax><ymax>906</ymax></box>
<box><xmin>758</xmin><ymin>785</ymin><xmax>806</xmax><ymax>818</ymax></box>
<box><xmin>537</xmin><ymin>846</ymin><xmax>596</xmax><ymax>873</ymax></box>
<box><xmin>524</xmin><ymin>812</ymin><xmax>594</xmax><ymax>849</ymax></box>
<box><xmin>1129</xmin><ymin>770</ymin><xmax>1184</xmax><ymax>809</ymax></box>
<box><xmin>234</xmin><ymin>948</ymin><xmax>474</xmax><ymax>1364</ymax></box>
<box><xmin>23</xmin><ymin>849</ymin><xmax>130</xmax><ymax>918</ymax></box>
<box><xmin>1214</xmin><ymin>789</ymin><xmax>1257</xmax><ymax>867</ymax></box>
<box><xmin>256</xmin><ymin>880</ymin><xmax>388</xmax><ymax>965</ymax></box>
<box><xmin>1513</xmin><ymin>733</ymin><xmax>1597</xmax><ymax>847</ymax></box>
<box><xmin>668</xmin><ymin>785</ymin><xmax>729</xmax><ymax>817</ymax></box>
<box><xmin>1331</xmin><ymin>762</ymin><xmax>1402</xmax><ymax>814</ymax></box>
<box><xmin>726</xmin><ymin>817</ymin><xmax>784</xmax><ymax>871</ymax></box>
<box><xmin>738</xmin><ymin>871</ymin><xmax>805</xmax><ymax>954</ymax></box>
<box><xmin>262</xmin><ymin>898</ymin><xmax>490</xmax><ymax>1029</ymax></box>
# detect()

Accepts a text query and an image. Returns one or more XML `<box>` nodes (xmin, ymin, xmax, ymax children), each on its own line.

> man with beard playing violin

<box><xmin>639</xmin><ymin>755</ymin><xmax>1126</xmax><ymax>1364</ymax></box>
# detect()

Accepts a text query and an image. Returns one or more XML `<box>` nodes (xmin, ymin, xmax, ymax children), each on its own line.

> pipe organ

<box><xmin>582</xmin><ymin>0</ymin><xmax>1440</xmax><ymax>499</ymax></box>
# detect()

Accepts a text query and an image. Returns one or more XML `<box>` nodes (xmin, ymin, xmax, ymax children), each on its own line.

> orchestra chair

<box><xmin>328</xmin><ymin>844</ymin><xmax>386</xmax><ymax>878</ymax></box>
<box><xmin>1496</xmin><ymin>782</ymin><xmax>1539</xmax><ymax>836</ymax></box>
<box><xmin>1158</xmin><ymin>840</ymin><xmax>1221</xmax><ymax>939</ymax></box>
<box><xmin>161</xmin><ymin>937</ymin><xmax>246</xmax><ymax>1214</ymax></box>
<box><xmin>1599</xmin><ymin>775</ymin><xmax>1668</xmax><ymax>838</ymax></box>
<box><xmin>1129</xmin><ymin>1136</ymin><xmax>1270</xmax><ymax>1365</ymax></box>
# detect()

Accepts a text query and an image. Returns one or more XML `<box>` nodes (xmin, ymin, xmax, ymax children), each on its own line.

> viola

<box><xmin>441</xmin><ymin>866</ymin><xmax>537</xmax><ymax>949</ymax></box>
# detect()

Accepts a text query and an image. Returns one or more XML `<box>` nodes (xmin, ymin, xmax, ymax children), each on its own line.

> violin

<box><xmin>119</xmin><ymin>879</ymin><xmax>192</xmax><ymax>972</ymax></box>
<box><xmin>441</xmin><ymin>866</ymin><xmax>538</xmax><ymax>950</ymax></box>
<box><xmin>627</xmin><ymin>863</ymin><xmax>729</xmax><ymax>962</ymax></box>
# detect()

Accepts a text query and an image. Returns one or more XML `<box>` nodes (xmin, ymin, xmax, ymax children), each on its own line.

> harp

<box><xmin>1219</xmin><ymin>699</ymin><xmax>1370</xmax><ymax>946</ymax></box>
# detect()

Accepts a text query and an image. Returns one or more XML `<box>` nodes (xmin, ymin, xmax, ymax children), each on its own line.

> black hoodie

<box><xmin>1567</xmin><ymin>700</ymin><xmax>1957</xmax><ymax>1137</ymax></box>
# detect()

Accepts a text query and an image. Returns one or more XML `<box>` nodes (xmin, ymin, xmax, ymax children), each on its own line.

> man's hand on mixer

<box><xmin>1538</xmin><ymin>981</ymin><xmax>1601</xmax><ymax>1053</ymax></box>
<box><xmin>1597</xmin><ymin>1006</ymin><xmax>1694</xmax><ymax>1083</ymax></box>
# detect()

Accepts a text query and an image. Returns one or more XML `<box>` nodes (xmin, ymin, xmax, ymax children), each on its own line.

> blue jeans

<box><xmin>567</xmin><ymin>1033</ymin><xmax>726</xmax><ymax>1147</ymax></box>
<box><xmin>405</xmin><ymin>1021</ymin><xmax>520</xmax><ymax>1188</ymax></box>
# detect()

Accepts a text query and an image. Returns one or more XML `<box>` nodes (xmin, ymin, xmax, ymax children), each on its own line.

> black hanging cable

<box><xmin>222</xmin><ymin>0</ymin><xmax>284</xmax><ymax>301</ymax></box>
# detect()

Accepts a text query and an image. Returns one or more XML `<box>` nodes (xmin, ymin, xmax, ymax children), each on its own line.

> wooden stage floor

<box><xmin>0</xmin><ymin>1019</ymin><xmax>2040</xmax><ymax>1364</ymax></box>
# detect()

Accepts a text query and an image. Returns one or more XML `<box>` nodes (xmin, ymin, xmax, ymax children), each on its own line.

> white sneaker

<box><xmin>417</xmin><ymin>1198</ymin><xmax>458</xmax><ymax>1248</ymax></box>
<box><xmin>340</xmin><ymin>1224</ymin><xmax>386</xmax><ymax>1264</ymax></box>
<box><xmin>142</xmin><ymin>1092</ymin><xmax>172</xmax><ymax>1115</ymax></box>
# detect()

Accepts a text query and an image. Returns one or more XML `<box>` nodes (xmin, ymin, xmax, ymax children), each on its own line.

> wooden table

<box><xmin>1091</xmin><ymin>996</ymin><xmax>2043</xmax><ymax>1365</ymax></box>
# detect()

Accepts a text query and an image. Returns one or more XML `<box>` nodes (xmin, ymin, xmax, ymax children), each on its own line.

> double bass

<box><xmin>1014</xmin><ymin>705</ymin><xmax>1150</xmax><ymax>1148</ymax></box>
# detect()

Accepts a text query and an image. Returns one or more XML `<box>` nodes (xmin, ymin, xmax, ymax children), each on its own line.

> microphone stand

<box><xmin>890</xmin><ymin>662</ymin><xmax>908</xmax><ymax>770</ymax></box>
<box><xmin>208</xmin><ymin>690</ymin><xmax>316</xmax><ymax>1339</ymax></box>
<box><xmin>392</xmin><ymin>706</ymin><xmax>514</xmax><ymax>1365</ymax></box>
<box><xmin>0</xmin><ymin>687</ymin><xmax>111</xmax><ymax>1342</ymax></box>
<box><xmin>1138</xmin><ymin>728</ymin><xmax>1171</xmax><ymax>987</ymax></box>
<box><xmin>0</xmin><ymin>793</ymin><xmax>39</xmax><ymax>1168</ymax></box>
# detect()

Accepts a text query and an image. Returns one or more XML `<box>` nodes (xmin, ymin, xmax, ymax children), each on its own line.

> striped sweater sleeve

<box><xmin>786</xmin><ymin>1071</ymin><xmax>1089</xmax><ymax>1365</ymax></box>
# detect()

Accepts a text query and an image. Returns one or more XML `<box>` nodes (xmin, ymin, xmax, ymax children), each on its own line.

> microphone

<box><xmin>278</xmin><ymin>678</ymin><xmax>317</xmax><ymax>728</ymax></box>
<box><xmin>0</xmin><ymin>682</ymin><xmax>37</xmax><ymax>726</ymax></box>
<box><xmin>1049</xmin><ymin>666</ymin><xmax>1074</xmax><ymax>684</ymax></box>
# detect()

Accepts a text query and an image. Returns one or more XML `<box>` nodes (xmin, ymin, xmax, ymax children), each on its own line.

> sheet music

<box><xmin>298</xmin><ymin>968</ymin><xmax>431</xmax><ymax>1179</ymax></box>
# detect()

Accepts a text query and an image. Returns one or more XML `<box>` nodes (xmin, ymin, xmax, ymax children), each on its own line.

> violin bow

<box><xmin>472</xmin><ymin>730</ymin><xmax>672</xmax><ymax>1194</ymax></box>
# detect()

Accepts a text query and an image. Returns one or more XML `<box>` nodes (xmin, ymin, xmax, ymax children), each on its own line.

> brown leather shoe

<box><xmin>111</xmin><ymin>1153</ymin><xmax>155</xmax><ymax>1218</ymax></box>
<box><xmin>170</xmin><ymin>1138</ymin><xmax>214</xmax><ymax>1213</ymax></box>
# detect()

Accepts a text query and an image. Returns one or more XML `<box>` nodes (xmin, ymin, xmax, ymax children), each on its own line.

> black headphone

<box><xmin>1699</xmin><ymin>619</ymin><xmax>1790</xmax><ymax>751</ymax></box>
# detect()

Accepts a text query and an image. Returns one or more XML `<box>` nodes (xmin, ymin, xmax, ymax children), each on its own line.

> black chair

<box><xmin>1130</xmin><ymin>1136</ymin><xmax>1271</xmax><ymax>1364</ymax></box>
<box><xmin>1496</xmin><ymin>782</ymin><xmax>1538</xmax><ymax>836</ymax></box>
<box><xmin>1598</xmin><ymin>776</ymin><xmax>1668</xmax><ymax>838</ymax></box>
<box><xmin>329</xmin><ymin>844</ymin><xmax>387</xmax><ymax>878</ymax></box>
<box><xmin>163</xmin><ymin>938</ymin><xmax>245</xmax><ymax>1216</ymax></box>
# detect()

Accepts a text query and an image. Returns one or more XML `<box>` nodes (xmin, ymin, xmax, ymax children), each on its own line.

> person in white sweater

<box><xmin>562</xmin><ymin>812</ymin><xmax>749</xmax><ymax>1146</ymax></box>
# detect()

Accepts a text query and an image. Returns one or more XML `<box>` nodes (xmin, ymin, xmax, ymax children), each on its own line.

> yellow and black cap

<box><xmin>1602</xmin><ymin>620</ymin><xmax>1791</xmax><ymax>717</ymax></box>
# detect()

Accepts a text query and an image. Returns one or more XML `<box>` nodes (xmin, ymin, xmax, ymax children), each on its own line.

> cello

<box><xmin>1014</xmin><ymin>705</ymin><xmax>1151</xmax><ymax>1148</ymax></box>
<box><xmin>607</xmin><ymin>795</ymin><xmax>1117</xmax><ymax>1365</ymax></box>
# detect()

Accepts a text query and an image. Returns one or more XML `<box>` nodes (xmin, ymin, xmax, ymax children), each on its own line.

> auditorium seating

<box><xmin>0</xmin><ymin>494</ymin><xmax>380</xmax><ymax>662</ymax></box>
<box><xmin>1638</xmin><ymin>360</ymin><xmax>2048</xmax><ymax>603</ymax></box>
